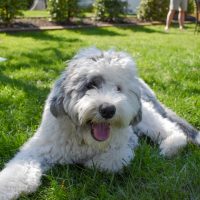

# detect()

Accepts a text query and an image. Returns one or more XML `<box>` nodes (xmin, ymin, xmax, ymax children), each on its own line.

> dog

<box><xmin>0</xmin><ymin>47</ymin><xmax>199</xmax><ymax>199</ymax></box>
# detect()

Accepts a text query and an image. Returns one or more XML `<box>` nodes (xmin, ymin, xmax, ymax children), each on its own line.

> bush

<box><xmin>137</xmin><ymin>0</ymin><xmax>195</xmax><ymax>21</ymax></box>
<box><xmin>0</xmin><ymin>0</ymin><xmax>27</xmax><ymax>25</ymax></box>
<box><xmin>137</xmin><ymin>0</ymin><xmax>169</xmax><ymax>21</ymax></box>
<box><xmin>48</xmin><ymin>0</ymin><xmax>79</xmax><ymax>23</ymax></box>
<box><xmin>93</xmin><ymin>0</ymin><xmax>127</xmax><ymax>22</ymax></box>
<box><xmin>27</xmin><ymin>0</ymin><xmax>34</xmax><ymax>9</ymax></box>
<box><xmin>188</xmin><ymin>0</ymin><xmax>195</xmax><ymax>14</ymax></box>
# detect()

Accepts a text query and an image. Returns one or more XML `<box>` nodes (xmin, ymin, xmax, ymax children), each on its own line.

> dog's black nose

<box><xmin>99</xmin><ymin>103</ymin><xmax>116</xmax><ymax>119</ymax></box>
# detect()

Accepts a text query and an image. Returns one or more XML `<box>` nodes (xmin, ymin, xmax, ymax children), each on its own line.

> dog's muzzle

<box><xmin>89</xmin><ymin>103</ymin><xmax>116</xmax><ymax>142</ymax></box>
<box><xmin>99</xmin><ymin>103</ymin><xmax>116</xmax><ymax>119</ymax></box>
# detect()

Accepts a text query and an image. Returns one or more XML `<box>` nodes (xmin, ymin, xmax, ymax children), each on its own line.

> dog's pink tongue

<box><xmin>92</xmin><ymin>123</ymin><xmax>110</xmax><ymax>141</ymax></box>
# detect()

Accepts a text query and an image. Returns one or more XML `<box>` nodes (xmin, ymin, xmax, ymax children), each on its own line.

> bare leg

<box><xmin>178</xmin><ymin>10</ymin><xmax>185</xmax><ymax>29</ymax></box>
<box><xmin>165</xmin><ymin>10</ymin><xmax>176</xmax><ymax>31</ymax></box>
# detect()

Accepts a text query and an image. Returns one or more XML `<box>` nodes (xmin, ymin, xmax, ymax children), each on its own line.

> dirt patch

<box><xmin>0</xmin><ymin>17</ymin><xmax>144</xmax><ymax>32</ymax></box>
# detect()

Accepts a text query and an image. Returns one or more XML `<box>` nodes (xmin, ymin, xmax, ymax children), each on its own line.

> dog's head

<box><xmin>49</xmin><ymin>47</ymin><xmax>141</xmax><ymax>146</ymax></box>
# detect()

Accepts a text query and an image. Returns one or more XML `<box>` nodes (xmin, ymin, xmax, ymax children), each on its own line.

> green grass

<box><xmin>0</xmin><ymin>24</ymin><xmax>200</xmax><ymax>199</ymax></box>
<box><xmin>21</xmin><ymin>10</ymin><xmax>136</xmax><ymax>19</ymax></box>
<box><xmin>22</xmin><ymin>10</ymin><xmax>50</xmax><ymax>18</ymax></box>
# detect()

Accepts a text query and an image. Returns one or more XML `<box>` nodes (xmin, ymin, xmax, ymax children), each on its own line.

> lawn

<box><xmin>0</xmin><ymin>24</ymin><xmax>200</xmax><ymax>199</ymax></box>
<box><xmin>22</xmin><ymin>10</ymin><xmax>50</xmax><ymax>18</ymax></box>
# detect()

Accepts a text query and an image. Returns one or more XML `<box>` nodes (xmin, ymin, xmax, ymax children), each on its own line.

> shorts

<box><xmin>170</xmin><ymin>0</ymin><xmax>188</xmax><ymax>11</ymax></box>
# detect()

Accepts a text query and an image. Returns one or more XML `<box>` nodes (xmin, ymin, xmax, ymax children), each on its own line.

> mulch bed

<box><xmin>0</xmin><ymin>17</ymin><xmax>162</xmax><ymax>32</ymax></box>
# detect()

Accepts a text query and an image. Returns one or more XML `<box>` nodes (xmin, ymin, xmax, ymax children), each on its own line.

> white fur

<box><xmin>196</xmin><ymin>133</ymin><xmax>200</xmax><ymax>144</ymax></box>
<box><xmin>0</xmin><ymin>47</ymin><xmax>198</xmax><ymax>200</ymax></box>
<box><xmin>136</xmin><ymin>100</ymin><xmax>188</xmax><ymax>156</ymax></box>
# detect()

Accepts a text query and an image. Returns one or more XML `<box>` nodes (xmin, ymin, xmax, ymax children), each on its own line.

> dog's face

<box><xmin>50</xmin><ymin>48</ymin><xmax>141</xmax><ymax>147</ymax></box>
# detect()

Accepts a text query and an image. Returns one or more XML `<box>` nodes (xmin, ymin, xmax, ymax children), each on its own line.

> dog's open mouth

<box><xmin>91</xmin><ymin>122</ymin><xmax>110</xmax><ymax>141</ymax></box>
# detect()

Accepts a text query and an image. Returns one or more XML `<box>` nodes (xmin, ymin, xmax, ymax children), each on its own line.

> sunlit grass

<box><xmin>22</xmin><ymin>10</ymin><xmax>50</xmax><ymax>18</ymax></box>
<box><xmin>0</xmin><ymin>24</ymin><xmax>200</xmax><ymax>199</ymax></box>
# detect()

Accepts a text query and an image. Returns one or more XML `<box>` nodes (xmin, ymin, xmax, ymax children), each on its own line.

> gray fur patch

<box><xmin>86</xmin><ymin>75</ymin><xmax>105</xmax><ymax>90</ymax></box>
<box><xmin>130</xmin><ymin>107</ymin><xmax>142</xmax><ymax>126</ymax></box>
<box><xmin>50</xmin><ymin>76</ymin><xmax>66</xmax><ymax>117</ymax></box>
<box><xmin>139</xmin><ymin>79</ymin><xmax>199</xmax><ymax>142</ymax></box>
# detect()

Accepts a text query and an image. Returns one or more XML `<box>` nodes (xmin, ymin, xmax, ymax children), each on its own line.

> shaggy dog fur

<box><xmin>0</xmin><ymin>47</ymin><xmax>199</xmax><ymax>199</ymax></box>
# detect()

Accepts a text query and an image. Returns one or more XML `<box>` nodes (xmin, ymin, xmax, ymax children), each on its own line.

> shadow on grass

<box><xmin>0</xmin><ymin>70</ymin><xmax>49</xmax><ymax>154</ymax></box>
<box><xmin>112</xmin><ymin>24</ymin><xmax>167</xmax><ymax>34</ymax></box>
<box><xmin>0</xmin><ymin>44</ymin><xmax>78</xmax><ymax>147</ymax></box>
<box><xmin>0</xmin><ymin>71</ymin><xmax>49</xmax><ymax>99</ymax></box>
<box><xmin>145</xmin><ymin>76</ymin><xmax>200</xmax><ymax>96</ymax></box>
<box><xmin>0</xmin><ymin>70</ymin><xmax>49</xmax><ymax>156</ymax></box>
<box><xmin>0</xmin><ymin>42</ymin><xmax>78</xmax><ymax>137</ymax></box>
<box><xmin>6</xmin><ymin>24</ymin><xmax>167</xmax><ymax>39</ymax></box>
<box><xmin>0</xmin><ymin>45</ymin><xmax>78</xmax><ymax>72</ymax></box>
<box><xmin>6</xmin><ymin>30</ymin><xmax>82</xmax><ymax>42</ymax></box>
<box><xmin>6</xmin><ymin>26</ymin><xmax>126</xmax><ymax>38</ymax></box>
<box><xmin>66</xmin><ymin>24</ymin><xmax>167</xmax><ymax>36</ymax></box>
<box><xmin>71</xmin><ymin>26</ymin><xmax>127</xmax><ymax>36</ymax></box>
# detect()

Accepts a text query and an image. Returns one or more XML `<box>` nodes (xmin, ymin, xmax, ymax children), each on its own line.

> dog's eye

<box><xmin>86</xmin><ymin>81</ymin><xmax>98</xmax><ymax>90</ymax></box>
<box><xmin>117</xmin><ymin>85</ymin><xmax>122</xmax><ymax>92</ymax></box>
<box><xmin>86</xmin><ymin>76</ymin><xmax>104</xmax><ymax>90</ymax></box>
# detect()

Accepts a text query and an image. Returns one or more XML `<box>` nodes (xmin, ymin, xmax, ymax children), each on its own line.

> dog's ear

<box><xmin>130</xmin><ymin>107</ymin><xmax>142</xmax><ymax>126</ymax></box>
<box><xmin>50</xmin><ymin>77</ymin><xmax>66</xmax><ymax>117</ymax></box>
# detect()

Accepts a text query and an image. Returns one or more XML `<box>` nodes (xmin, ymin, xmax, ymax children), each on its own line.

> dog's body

<box><xmin>0</xmin><ymin>48</ymin><xmax>199</xmax><ymax>200</ymax></box>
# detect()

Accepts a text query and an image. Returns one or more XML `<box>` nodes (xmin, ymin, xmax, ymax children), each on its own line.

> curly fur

<box><xmin>0</xmin><ymin>47</ymin><xmax>199</xmax><ymax>200</ymax></box>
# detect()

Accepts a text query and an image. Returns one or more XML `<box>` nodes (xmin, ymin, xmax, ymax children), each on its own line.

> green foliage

<box><xmin>27</xmin><ymin>0</ymin><xmax>34</xmax><ymax>9</ymax></box>
<box><xmin>93</xmin><ymin>0</ymin><xmax>127</xmax><ymax>22</ymax></box>
<box><xmin>0</xmin><ymin>0</ymin><xmax>27</xmax><ymax>25</ymax></box>
<box><xmin>137</xmin><ymin>0</ymin><xmax>195</xmax><ymax>21</ymax></box>
<box><xmin>137</xmin><ymin>0</ymin><xmax>169</xmax><ymax>21</ymax></box>
<box><xmin>48</xmin><ymin>0</ymin><xmax>79</xmax><ymax>23</ymax></box>
<box><xmin>188</xmin><ymin>0</ymin><xmax>195</xmax><ymax>14</ymax></box>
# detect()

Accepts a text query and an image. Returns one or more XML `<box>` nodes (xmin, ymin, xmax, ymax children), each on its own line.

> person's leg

<box><xmin>178</xmin><ymin>0</ymin><xmax>188</xmax><ymax>29</ymax></box>
<box><xmin>178</xmin><ymin>10</ymin><xmax>185</xmax><ymax>29</ymax></box>
<box><xmin>165</xmin><ymin>10</ymin><xmax>176</xmax><ymax>31</ymax></box>
<box><xmin>165</xmin><ymin>0</ymin><xmax>180</xmax><ymax>31</ymax></box>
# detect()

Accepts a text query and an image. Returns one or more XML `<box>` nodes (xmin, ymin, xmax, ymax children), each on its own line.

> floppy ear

<box><xmin>50</xmin><ymin>77</ymin><xmax>66</xmax><ymax>117</ymax></box>
<box><xmin>130</xmin><ymin>107</ymin><xmax>142</xmax><ymax>126</ymax></box>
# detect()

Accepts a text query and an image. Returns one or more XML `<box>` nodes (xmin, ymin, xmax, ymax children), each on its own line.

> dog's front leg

<box><xmin>136</xmin><ymin>100</ymin><xmax>188</xmax><ymax>157</ymax></box>
<box><xmin>0</xmin><ymin>135</ymin><xmax>56</xmax><ymax>200</ymax></box>
<box><xmin>84</xmin><ymin>132</ymin><xmax>138</xmax><ymax>172</ymax></box>
<box><xmin>84</xmin><ymin>145</ymin><xmax>135</xmax><ymax>172</ymax></box>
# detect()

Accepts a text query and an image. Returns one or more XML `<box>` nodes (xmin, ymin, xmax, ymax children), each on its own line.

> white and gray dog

<box><xmin>0</xmin><ymin>47</ymin><xmax>199</xmax><ymax>199</ymax></box>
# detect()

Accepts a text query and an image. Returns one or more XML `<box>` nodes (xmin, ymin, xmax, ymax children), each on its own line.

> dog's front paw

<box><xmin>160</xmin><ymin>134</ymin><xmax>187</xmax><ymax>157</ymax></box>
<box><xmin>0</xmin><ymin>180</ymin><xmax>20</xmax><ymax>200</ymax></box>
<box><xmin>0</xmin><ymin>192</ymin><xmax>11</xmax><ymax>200</ymax></box>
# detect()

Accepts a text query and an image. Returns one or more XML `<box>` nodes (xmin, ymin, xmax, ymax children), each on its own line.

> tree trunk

<box><xmin>30</xmin><ymin>0</ymin><xmax>47</xmax><ymax>10</ymax></box>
